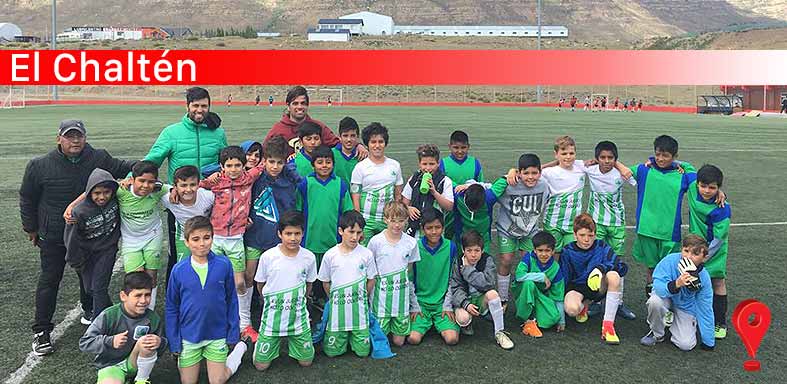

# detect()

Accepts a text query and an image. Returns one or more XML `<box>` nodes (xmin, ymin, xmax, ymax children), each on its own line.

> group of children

<box><xmin>66</xmin><ymin>119</ymin><xmax>731</xmax><ymax>383</ymax></box>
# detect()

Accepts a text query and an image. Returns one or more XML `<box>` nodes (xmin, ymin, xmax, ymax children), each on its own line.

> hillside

<box><xmin>2</xmin><ymin>0</ymin><xmax>787</xmax><ymax>41</ymax></box>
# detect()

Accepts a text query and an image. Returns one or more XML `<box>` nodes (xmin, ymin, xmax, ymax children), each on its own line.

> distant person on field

<box><xmin>269</xmin><ymin>95</ymin><xmax>274</xmax><ymax>107</ymax></box>
<box><xmin>20</xmin><ymin>119</ymin><xmax>135</xmax><ymax>356</ymax></box>
<box><xmin>255</xmin><ymin>94</ymin><xmax>260</xmax><ymax>106</ymax></box>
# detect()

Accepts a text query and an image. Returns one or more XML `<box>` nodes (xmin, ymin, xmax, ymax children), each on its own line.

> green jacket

<box><xmin>143</xmin><ymin>114</ymin><xmax>227</xmax><ymax>183</ymax></box>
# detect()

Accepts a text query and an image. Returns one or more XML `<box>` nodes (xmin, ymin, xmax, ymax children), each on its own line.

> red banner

<box><xmin>2</xmin><ymin>49</ymin><xmax>786</xmax><ymax>86</ymax></box>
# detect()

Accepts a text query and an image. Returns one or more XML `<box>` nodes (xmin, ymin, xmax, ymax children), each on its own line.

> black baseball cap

<box><xmin>58</xmin><ymin>120</ymin><xmax>86</xmax><ymax>136</ymax></box>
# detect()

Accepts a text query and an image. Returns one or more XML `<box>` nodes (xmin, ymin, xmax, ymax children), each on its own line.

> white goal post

<box><xmin>306</xmin><ymin>88</ymin><xmax>343</xmax><ymax>105</ymax></box>
<box><xmin>1</xmin><ymin>87</ymin><xmax>26</xmax><ymax>109</ymax></box>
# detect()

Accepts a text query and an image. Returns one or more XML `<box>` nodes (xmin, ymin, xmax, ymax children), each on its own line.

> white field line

<box><xmin>3</xmin><ymin>256</ymin><xmax>124</xmax><ymax>384</ymax></box>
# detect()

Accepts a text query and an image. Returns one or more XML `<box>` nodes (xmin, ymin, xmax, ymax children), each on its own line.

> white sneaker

<box><xmin>495</xmin><ymin>331</ymin><xmax>514</xmax><ymax>350</ymax></box>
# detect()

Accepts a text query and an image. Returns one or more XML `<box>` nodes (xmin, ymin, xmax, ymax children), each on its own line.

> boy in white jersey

<box><xmin>585</xmin><ymin>141</ymin><xmax>637</xmax><ymax>320</ymax></box>
<box><xmin>540</xmin><ymin>136</ymin><xmax>587</xmax><ymax>254</ymax></box>
<box><xmin>351</xmin><ymin>122</ymin><xmax>404</xmax><ymax>245</ymax></box>
<box><xmin>253</xmin><ymin>211</ymin><xmax>317</xmax><ymax>370</ymax></box>
<box><xmin>317</xmin><ymin>210</ymin><xmax>377</xmax><ymax>357</ymax></box>
<box><xmin>162</xmin><ymin>166</ymin><xmax>215</xmax><ymax>262</ymax></box>
<box><xmin>367</xmin><ymin>201</ymin><xmax>420</xmax><ymax>347</ymax></box>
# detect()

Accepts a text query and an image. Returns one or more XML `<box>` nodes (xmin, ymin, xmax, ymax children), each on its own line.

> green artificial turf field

<box><xmin>1</xmin><ymin>104</ymin><xmax>784</xmax><ymax>383</ymax></box>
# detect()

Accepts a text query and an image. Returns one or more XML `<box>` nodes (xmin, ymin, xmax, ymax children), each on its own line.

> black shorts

<box><xmin>566</xmin><ymin>282</ymin><xmax>605</xmax><ymax>302</ymax></box>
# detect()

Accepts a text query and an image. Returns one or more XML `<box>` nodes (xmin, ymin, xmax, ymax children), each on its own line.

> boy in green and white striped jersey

<box><xmin>585</xmin><ymin>141</ymin><xmax>636</xmax><ymax>256</ymax></box>
<box><xmin>351</xmin><ymin>122</ymin><xmax>404</xmax><ymax>245</ymax></box>
<box><xmin>253</xmin><ymin>211</ymin><xmax>317</xmax><ymax>371</ymax></box>
<box><xmin>367</xmin><ymin>201</ymin><xmax>421</xmax><ymax>347</ymax></box>
<box><xmin>541</xmin><ymin>136</ymin><xmax>587</xmax><ymax>254</ymax></box>
<box><xmin>317</xmin><ymin>211</ymin><xmax>378</xmax><ymax>357</ymax></box>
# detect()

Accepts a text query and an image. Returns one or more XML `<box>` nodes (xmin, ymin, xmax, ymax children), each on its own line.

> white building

<box><xmin>340</xmin><ymin>11</ymin><xmax>394</xmax><ymax>35</ymax></box>
<box><xmin>318</xmin><ymin>19</ymin><xmax>363</xmax><ymax>35</ymax></box>
<box><xmin>57</xmin><ymin>27</ymin><xmax>143</xmax><ymax>42</ymax></box>
<box><xmin>307</xmin><ymin>28</ymin><xmax>350</xmax><ymax>42</ymax></box>
<box><xmin>394</xmin><ymin>25</ymin><xmax>568</xmax><ymax>37</ymax></box>
<box><xmin>0</xmin><ymin>23</ymin><xmax>22</xmax><ymax>42</ymax></box>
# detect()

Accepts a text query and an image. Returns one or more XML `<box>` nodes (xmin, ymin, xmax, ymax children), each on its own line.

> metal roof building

<box><xmin>307</xmin><ymin>28</ymin><xmax>351</xmax><ymax>42</ymax></box>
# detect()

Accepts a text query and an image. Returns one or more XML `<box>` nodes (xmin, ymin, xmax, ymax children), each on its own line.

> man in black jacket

<box><xmin>19</xmin><ymin>120</ymin><xmax>136</xmax><ymax>356</ymax></box>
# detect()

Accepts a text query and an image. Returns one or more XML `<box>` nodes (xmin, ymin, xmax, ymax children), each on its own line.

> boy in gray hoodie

<box><xmin>80</xmin><ymin>272</ymin><xmax>166</xmax><ymax>384</ymax></box>
<box><xmin>450</xmin><ymin>230</ymin><xmax>514</xmax><ymax>350</ymax></box>
<box><xmin>64</xmin><ymin>168</ymin><xmax>121</xmax><ymax>320</ymax></box>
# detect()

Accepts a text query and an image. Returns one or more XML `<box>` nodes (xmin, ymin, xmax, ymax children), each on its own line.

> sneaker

<box><xmin>576</xmin><ymin>305</ymin><xmax>589</xmax><ymax>323</ymax></box>
<box><xmin>617</xmin><ymin>303</ymin><xmax>637</xmax><ymax>320</ymax></box>
<box><xmin>521</xmin><ymin>320</ymin><xmax>543</xmax><ymax>338</ymax></box>
<box><xmin>240</xmin><ymin>325</ymin><xmax>259</xmax><ymax>343</ymax></box>
<box><xmin>32</xmin><ymin>331</ymin><xmax>54</xmax><ymax>356</ymax></box>
<box><xmin>133</xmin><ymin>380</ymin><xmax>151</xmax><ymax>384</ymax></box>
<box><xmin>80</xmin><ymin>312</ymin><xmax>92</xmax><ymax>326</ymax></box>
<box><xmin>460</xmin><ymin>323</ymin><xmax>474</xmax><ymax>336</ymax></box>
<box><xmin>663</xmin><ymin>311</ymin><xmax>673</xmax><ymax>327</ymax></box>
<box><xmin>601</xmin><ymin>321</ymin><xmax>620</xmax><ymax>345</ymax></box>
<box><xmin>640</xmin><ymin>331</ymin><xmax>664</xmax><ymax>346</ymax></box>
<box><xmin>494</xmin><ymin>331</ymin><xmax>515</xmax><ymax>350</ymax></box>
<box><xmin>587</xmin><ymin>302</ymin><xmax>602</xmax><ymax>317</ymax></box>
<box><xmin>715</xmin><ymin>325</ymin><xmax>727</xmax><ymax>339</ymax></box>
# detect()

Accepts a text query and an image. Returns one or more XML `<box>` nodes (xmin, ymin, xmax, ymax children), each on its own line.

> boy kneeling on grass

<box><xmin>560</xmin><ymin>213</ymin><xmax>628</xmax><ymax>345</ymax></box>
<box><xmin>641</xmin><ymin>234</ymin><xmax>715</xmax><ymax>351</ymax></box>
<box><xmin>79</xmin><ymin>272</ymin><xmax>166</xmax><ymax>384</ymax></box>
<box><xmin>450</xmin><ymin>229</ymin><xmax>514</xmax><ymax>350</ymax></box>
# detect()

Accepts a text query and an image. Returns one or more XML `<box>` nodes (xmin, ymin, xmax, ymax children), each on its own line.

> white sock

<box><xmin>134</xmin><ymin>354</ymin><xmax>157</xmax><ymax>381</ymax></box>
<box><xmin>489</xmin><ymin>297</ymin><xmax>505</xmax><ymax>334</ymax></box>
<box><xmin>604</xmin><ymin>291</ymin><xmax>622</xmax><ymax>322</ymax></box>
<box><xmin>225</xmin><ymin>341</ymin><xmax>247</xmax><ymax>376</ymax></box>
<box><xmin>496</xmin><ymin>274</ymin><xmax>510</xmax><ymax>301</ymax></box>
<box><xmin>148</xmin><ymin>287</ymin><xmax>157</xmax><ymax>311</ymax></box>
<box><xmin>238</xmin><ymin>289</ymin><xmax>251</xmax><ymax>329</ymax></box>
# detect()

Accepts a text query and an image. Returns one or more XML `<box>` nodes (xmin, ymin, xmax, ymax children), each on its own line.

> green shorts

<box><xmin>323</xmin><ymin>329</ymin><xmax>370</xmax><ymax>357</ymax></box>
<box><xmin>361</xmin><ymin>219</ymin><xmax>387</xmax><ymax>246</ymax></box>
<box><xmin>178</xmin><ymin>339</ymin><xmax>228</xmax><ymax>368</ymax></box>
<box><xmin>175</xmin><ymin>238</ymin><xmax>191</xmax><ymax>262</ymax></box>
<box><xmin>704</xmin><ymin>252</ymin><xmax>728</xmax><ymax>279</ymax></box>
<box><xmin>632</xmin><ymin>235</ymin><xmax>679</xmax><ymax>268</ymax></box>
<box><xmin>378</xmin><ymin>316</ymin><xmax>410</xmax><ymax>336</ymax></box>
<box><xmin>245</xmin><ymin>246</ymin><xmax>263</xmax><ymax>261</ymax></box>
<box><xmin>410</xmin><ymin>302</ymin><xmax>459</xmax><ymax>335</ymax></box>
<box><xmin>254</xmin><ymin>331</ymin><xmax>314</xmax><ymax>363</ymax></box>
<box><xmin>498</xmin><ymin>234</ymin><xmax>534</xmax><ymax>255</ymax></box>
<box><xmin>96</xmin><ymin>358</ymin><xmax>135</xmax><ymax>383</ymax></box>
<box><xmin>121</xmin><ymin>234</ymin><xmax>163</xmax><ymax>272</ymax></box>
<box><xmin>596</xmin><ymin>224</ymin><xmax>626</xmax><ymax>256</ymax></box>
<box><xmin>212</xmin><ymin>236</ymin><xmax>246</xmax><ymax>272</ymax></box>
<box><xmin>469</xmin><ymin>294</ymin><xmax>489</xmax><ymax>316</ymax></box>
<box><xmin>543</xmin><ymin>225</ymin><xmax>573</xmax><ymax>253</ymax></box>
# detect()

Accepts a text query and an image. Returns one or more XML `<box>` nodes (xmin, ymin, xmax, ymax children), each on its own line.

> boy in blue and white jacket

<box><xmin>641</xmin><ymin>234</ymin><xmax>715</xmax><ymax>351</ymax></box>
<box><xmin>165</xmin><ymin>216</ymin><xmax>247</xmax><ymax>384</ymax></box>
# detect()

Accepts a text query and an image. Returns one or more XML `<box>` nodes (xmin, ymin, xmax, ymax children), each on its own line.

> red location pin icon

<box><xmin>732</xmin><ymin>299</ymin><xmax>771</xmax><ymax>371</ymax></box>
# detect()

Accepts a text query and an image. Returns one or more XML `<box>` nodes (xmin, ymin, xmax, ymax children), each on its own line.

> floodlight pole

<box><xmin>536</xmin><ymin>0</ymin><xmax>542</xmax><ymax>103</ymax></box>
<box><xmin>51</xmin><ymin>0</ymin><xmax>58</xmax><ymax>101</ymax></box>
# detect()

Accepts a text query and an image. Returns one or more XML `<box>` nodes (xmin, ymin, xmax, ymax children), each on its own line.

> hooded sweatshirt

<box><xmin>64</xmin><ymin>168</ymin><xmax>121</xmax><ymax>270</ymax></box>
<box><xmin>264</xmin><ymin>114</ymin><xmax>339</xmax><ymax>157</ymax></box>
<box><xmin>244</xmin><ymin>162</ymin><xmax>302</xmax><ymax>251</ymax></box>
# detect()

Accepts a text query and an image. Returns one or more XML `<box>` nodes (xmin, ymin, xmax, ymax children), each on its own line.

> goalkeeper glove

<box><xmin>587</xmin><ymin>268</ymin><xmax>603</xmax><ymax>291</ymax></box>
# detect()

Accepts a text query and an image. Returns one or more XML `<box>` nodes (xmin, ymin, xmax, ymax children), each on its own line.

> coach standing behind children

<box><xmin>264</xmin><ymin>86</ymin><xmax>368</xmax><ymax>159</ymax></box>
<box><xmin>139</xmin><ymin>87</ymin><xmax>227</xmax><ymax>282</ymax></box>
<box><xmin>20</xmin><ymin>119</ymin><xmax>136</xmax><ymax>356</ymax></box>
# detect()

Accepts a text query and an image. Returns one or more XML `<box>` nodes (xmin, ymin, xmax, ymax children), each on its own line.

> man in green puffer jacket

<box><xmin>142</xmin><ymin>87</ymin><xmax>227</xmax><ymax>184</ymax></box>
<box><xmin>140</xmin><ymin>87</ymin><xmax>228</xmax><ymax>283</ymax></box>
